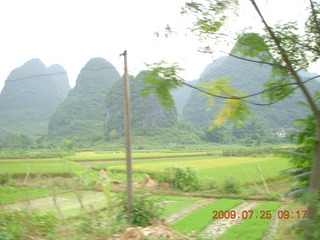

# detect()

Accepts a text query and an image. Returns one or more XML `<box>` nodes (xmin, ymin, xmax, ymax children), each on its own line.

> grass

<box><xmin>0</xmin><ymin>186</ymin><xmax>66</xmax><ymax>203</ymax></box>
<box><xmin>92</xmin><ymin>156</ymin><xmax>290</xmax><ymax>184</ymax></box>
<box><xmin>219</xmin><ymin>202</ymin><xmax>282</xmax><ymax>240</ymax></box>
<box><xmin>161</xmin><ymin>202</ymin><xmax>194</xmax><ymax>217</ymax></box>
<box><xmin>171</xmin><ymin>199</ymin><xmax>243</xmax><ymax>232</ymax></box>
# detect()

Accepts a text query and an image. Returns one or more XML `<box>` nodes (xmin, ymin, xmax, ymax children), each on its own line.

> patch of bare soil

<box><xmin>110</xmin><ymin>219</ymin><xmax>192</xmax><ymax>240</ymax></box>
<box><xmin>199</xmin><ymin>201</ymin><xmax>260</xmax><ymax>239</ymax></box>
<box><xmin>165</xmin><ymin>199</ymin><xmax>216</xmax><ymax>225</ymax></box>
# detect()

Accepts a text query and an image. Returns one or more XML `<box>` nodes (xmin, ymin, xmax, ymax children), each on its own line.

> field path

<box><xmin>78</xmin><ymin>155</ymin><xmax>213</xmax><ymax>165</ymax></box>
<box><xmin>200</xmin><ymin>200</ymin><xmax>260</xmax><ymax>239</ymax></box>
<box><xmin>262</xmin><ymin>204</ymin><xmax>286</xmax><ymax>240</ymax></box>
<box><xmin>165</xmin><ymin>198</ymin><xmax>216</xmax><ymax>225</ymax></box>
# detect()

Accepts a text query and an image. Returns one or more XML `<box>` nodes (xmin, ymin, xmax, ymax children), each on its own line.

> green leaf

<box><xmin>198</xmin><ymin>76</ymin><xmax>252</xmax><ymax>129</ymax></box>
<box><xmin>142</xmin><ymin>61</ymin><xmax>184</xmax><ymax>108</ymax></box>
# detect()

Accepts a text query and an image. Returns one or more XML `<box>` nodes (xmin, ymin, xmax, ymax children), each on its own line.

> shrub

<box><xmin>201</xmin><ymin>176</ymin><xmax>217</xmax><ymax>190</ymax></box>
<box><xmin>221</xmin><ymin>176</ymin><xmax>242</xmax><ymax>194</ymax></box>
<box><xmin>0</xmin><ymin>209</ymin><xmax>59</xmax><ymax>239</ymax></box>
<box><xmin>0</xmin><ymin>173</ymin><xmax>12</xmax><ymax>185</ymax></box>
<box><xmin>113</xmin><ymin>193</ymin><xmax>163</xmax><ymax>227</ymax></box>
<box><xmin>152</xmin><ymin>165</ymin><xmax>201</xmax><ymax>192</ymax></box>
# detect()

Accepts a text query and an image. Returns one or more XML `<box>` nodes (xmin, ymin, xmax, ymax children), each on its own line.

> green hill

<box><xmin>0</xmin><ymin>58</ymin><xmax>70</xmax><ymax>135</ymax></box>
<box><xmin>104</xmin><ymin>71</ymin><xmax>178</xmax><ymax>139</ymax></box>
<box><xmin>182</xmin><ymin>53</ymin><xmax>319</xmax><ymax>131</ymax></box>
<box><xmin>48</xmin><ymin>57</ymin><xmax>121</xmax><ymax>142</ymax></box>
<box><xmin>179</xmin><ymin>34</ymin><xmax>320</xmax><ymax>144</ymax></box>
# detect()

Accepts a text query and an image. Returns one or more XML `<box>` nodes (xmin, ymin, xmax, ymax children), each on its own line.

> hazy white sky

<box><xmin>0</xmin><ymin>0</ymin><xmax>317</xmax><ymax>91</ymax></box>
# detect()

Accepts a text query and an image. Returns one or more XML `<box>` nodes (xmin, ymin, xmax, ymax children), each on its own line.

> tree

<box><xmin>143</xmin><ymin>0</ymin><xmax>320</xmax><ymax>237</ymax></box>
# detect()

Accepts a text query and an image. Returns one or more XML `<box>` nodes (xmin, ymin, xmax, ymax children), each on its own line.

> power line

<box><xmin>4</xmin><ymin>66</ymin><xmax>118</xmax><ymax>84</ymax></box>
<box><xmin>5</xmin><ymin>71</ymin><xmax>67</xmax><ymax>83</ymax></box>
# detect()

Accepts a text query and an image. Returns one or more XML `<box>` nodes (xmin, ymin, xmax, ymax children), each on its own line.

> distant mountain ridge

<box><xmin>0</xmin><ymin>48</ymin><xmax>319</xmax><ymax>144</ymax></box>
<box><xmin>104</xmin><ymin>71</ymin><xmax>178</xmax><ymax>139</ymax></box>
<box><xmin>48</xmin><ymin>57</ymin><xmax>121</xmax><ymax>142</ymax></box>
<box><xmin>181</xmin><ymin>54</ymin><xmax>320</xmax><ymax>130</ymax></box>
<box><xmin>0</xmin><ymin>58</ymin><xmax>70</xmax><ymax>135</ymax></box>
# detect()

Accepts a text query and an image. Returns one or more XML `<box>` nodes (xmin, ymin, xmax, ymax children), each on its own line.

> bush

<box><xmin>152</xmin><ymin>165</ymin><xmax>201</xmax><ymax>192</ymax></box>
<box><xmin>0</xmin><ymin>209</ymin><xmax>59</xmax><ymax>239</ymax></box>
<box><xmin>114</xmin><ymin>193</ymin><xmax>163</xmax><ymax>227</ymax></box>
<box><xmin>221</xmin><ymin>176</ymin><xmax>242</xmax><ymax>194</ymax></box>
<box><xmin>201</xmin><ymin>177</ymin><xmax>217</xmax><ymax>190</ymax></box>
<box><xmin>0</xmin><ymin>173</ymin><xmax>12</xmax><ymax>185</ymax></box>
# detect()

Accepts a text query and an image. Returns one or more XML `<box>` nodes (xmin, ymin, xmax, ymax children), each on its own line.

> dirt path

<box><xmin>78</xmin><ymin>155</ymin><xmax>214</xmax><ymax>165</ymax></box>
<box><xmin>165</xmin><ymin>198</ymin><xmax>216</xmax><ymax>225</ymax></box>
<box><xmin>262</xmin><ymin>204</ymin><xmax>286</xmax><ymax>240</ymax></box>
<box><xmin>199</xmin><ymin>201</ymin><xmax>260</xmax><ymax>239</ymax></box>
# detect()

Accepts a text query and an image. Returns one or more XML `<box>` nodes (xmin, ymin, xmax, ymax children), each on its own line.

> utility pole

<box><xmin>120</xmin><ymin>50</ymin><xmax>134</xmax><ymax>210</ymax></box>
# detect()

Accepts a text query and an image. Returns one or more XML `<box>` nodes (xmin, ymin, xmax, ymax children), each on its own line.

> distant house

<box><xmin>276</xmin><ymin>129</ymin><xmax>286</xmax><ymax>138</ymax></box>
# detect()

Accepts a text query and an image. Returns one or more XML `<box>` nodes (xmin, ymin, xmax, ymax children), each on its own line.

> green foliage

<box><xmin>0</xmin><ymin>173</ymin><xmax>12</xmax><ymax>185</ymax></box>
<box><xmin>201</xmin><ymin>176</ymin><xmax>217</xmax><ymax>190</ymax></box>
<box><xmin>0</xmin><ymin>209</ymin><xmax>59</xmax><ymax>240</ymax></box>
<box><xmin>198</xmin><ymin>76</ymin><xmax>252</xmax><ymax>128</ymax></box>
<box><xmin>152</xmin><ymin>165</ymin><xmax>201</xmax><ymax>192</ymax></box>
<box><xmin>221</xmin><ymin>175</ymin><xmax>242</xmax><ymax>194</ymax></box>
<box><xmin>279</xmin><ymin>93</ymin><xmax>319</xmax><ymax>199</ymax></box>
<box><xmin>182</xmin><ymin>0</ymin><xmax>238</xmax><ymax>39</ymax></box>
<box><xmin>182</xmin><ymin>53</ymin><xmax>317</xmax><ymax>133</ymax></box>
<box><xmin>143</xmin><ymin>61</ymin><xmax>184</xmax><ymax>108</ymax></box>
<box><xmin>104</xmin><ymin>71</ymin><xmax>178</xmax><ymax>139</ymax></box>
<box><xmin>221</xmin><ymin>146</ymin><xmax>276</xmax><ymax>157</ymax></box>
<box><xmin>114</xmin><ymin>193</ymin><xmax>163</xmax><ymax>227</ymax></box>
<box><xmin>231</xmin><ymin>33</ymin><xmax>272</xmax><ymax>60</ymax></box>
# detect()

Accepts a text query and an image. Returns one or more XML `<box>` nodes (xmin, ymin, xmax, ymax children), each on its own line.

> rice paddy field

<box><xmin>0</xmin><ymin>149</ymin><xmax>304</xmax><ymax>239</ymax></box>
<box><xmin>0</xmin><ymin>158</ymin><xmax>84</xmax><ymax>177</ymax></box>
<box><xmin>91</xmin><ymin>155</ymin><xmax>291</xmax><ymax>184</ymax></box>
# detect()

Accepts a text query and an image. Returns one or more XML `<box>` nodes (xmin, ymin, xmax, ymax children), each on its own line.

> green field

<box><xmin>0</xmin><ymin>186</ymin><xmax>67</xmax><ymax>203</ymax></box>
<box><xmin>171</xmin><ymin>199</ymin><xmax>244</xmax><ymax>232</ymax></box>
<box><xmin>0</xmin><ymin>158</ymin><xmax>86</xmax><ymax>177</ymax></box>
<box><xmin>219</xmin><ymin>202</ymin><xmax>282</xmax><ymax>240</ymax></box>
<box><xmin>92</xmin><ymin>156</ymin><xmax>290</xmax><ymax>184</ymax></box>
<box><xmin>0</xmin><ymin>149</ymin><xmax>299</xmax><ymax>239</ymax></box>
<box><xmin>4</xmin><ymin>190</ymin><xmax>107</xmax><ymax>218</ymax></box>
